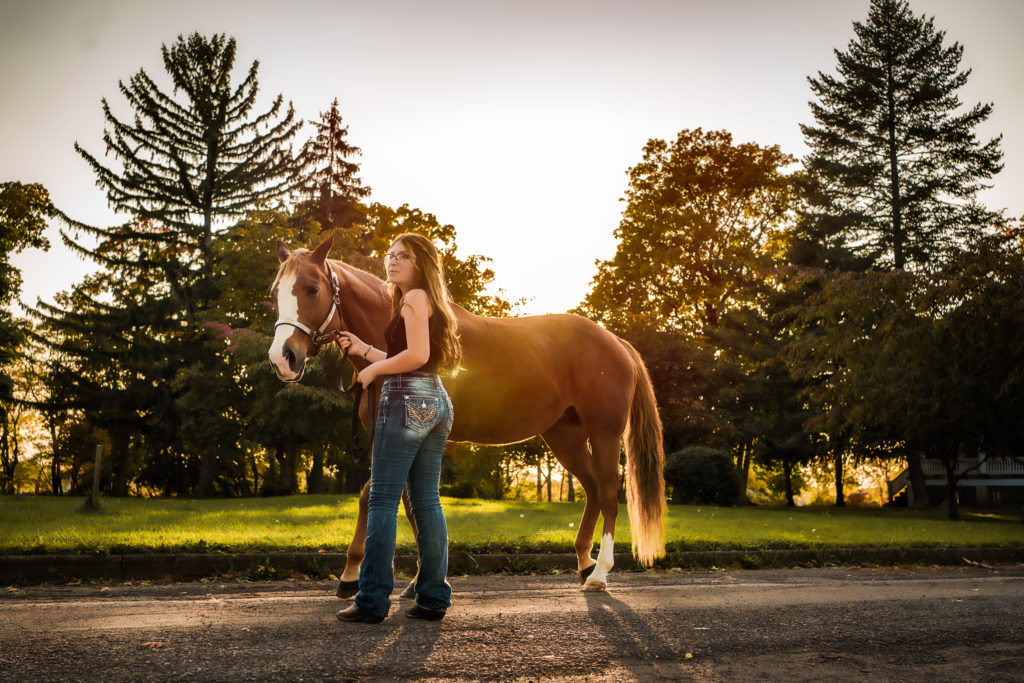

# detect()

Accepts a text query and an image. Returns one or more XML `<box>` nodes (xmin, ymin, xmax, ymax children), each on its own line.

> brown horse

<box><xmin>268</xmin><ymin>234</ymin><xmax>665</xmax><ymax>590</ymax></box>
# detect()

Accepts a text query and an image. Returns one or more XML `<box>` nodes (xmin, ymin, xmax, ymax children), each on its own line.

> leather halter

<box><xmin>274</xmin><ymin>261</ymin><xmax>343</xmax><ymax>380</ymax></box>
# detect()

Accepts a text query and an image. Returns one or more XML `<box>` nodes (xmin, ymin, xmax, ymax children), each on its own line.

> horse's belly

<box><xmin>447</xmin><ymin>388</ymin><xmax>564</xmax><ymax>445</ymax></box>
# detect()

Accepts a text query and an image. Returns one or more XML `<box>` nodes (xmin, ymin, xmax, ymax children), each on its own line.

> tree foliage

<box><xmin>0</xmin><ymin>181</ymin><xmax>53</xmax><ymax>306</ymax></box>
<box><xmin>785</xmin><ymin>231</ymin><xmax>1024</xmax><ymax>518</ymax></box>
<box><xmin>27</xmin><ymin>33</ymin><xmax>309</xmax><ymax>497</ymax></box>
<box><xmin>580</xmin><ymin>129</ymin><xmax>801</xmax><ymax>488</ymax></box>
<box><xmin>0</xmin><ymin>181</ymin><xmax>54</xmax><ymax>494</ymax></box>
<box><xmin>581</xmin><ymin>128</ymin><xmax>796</xmax><ymax>335</ymax></box>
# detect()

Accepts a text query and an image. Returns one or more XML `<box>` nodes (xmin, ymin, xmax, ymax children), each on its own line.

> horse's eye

<box><xmin>308</xmin><ymin>286</ymin><xmax>320</xmax><ymax>295</ymax></box>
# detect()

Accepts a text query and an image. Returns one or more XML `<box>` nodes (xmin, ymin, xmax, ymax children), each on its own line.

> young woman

<box><xmin>335</xmin><ymin>233</ymin><xmax>462</xmax><ymax>624</ymax></box>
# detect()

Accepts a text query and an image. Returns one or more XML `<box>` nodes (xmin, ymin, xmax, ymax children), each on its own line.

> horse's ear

<box><xmin>311</xmin><ymin>233</ymin><xmax>335</xmax><ymax>263</ymax></box>
<box><xmin>276</xmin><ymin>241</ymin><xmax>291</xmax><ymax>263</ymax></box>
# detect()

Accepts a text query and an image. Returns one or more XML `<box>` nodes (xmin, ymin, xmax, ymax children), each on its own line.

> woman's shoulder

<box><xmin>401</xmin><ymin>288</ymin><xmax>433</xmax><ymax>315</ymax></box>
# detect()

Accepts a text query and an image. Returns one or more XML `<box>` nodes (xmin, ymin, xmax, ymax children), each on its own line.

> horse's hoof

<box><xmin>582</xmin><ymin>578</ymin><xmax>607</xmax><ymax>592</ymax></box>
<box><xmin>578</xmin><ymin>564</ymin><xmax>597</xmax><ymax>585</ymax></box>
<box><xmin>399</xmin><ymin>580</ymin><xmax>416</xmax><ymax>599</ymax></box>
<box><xmin>336</xmin><ymin>579</ymin><xmax>359</xmax><ymax>599</ymax></box>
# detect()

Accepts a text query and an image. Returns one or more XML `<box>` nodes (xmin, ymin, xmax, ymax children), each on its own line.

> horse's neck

<box><xmin>331</xmin><ymin>260</ymin><xmax>392</xmax><ymax>345</ymax></box>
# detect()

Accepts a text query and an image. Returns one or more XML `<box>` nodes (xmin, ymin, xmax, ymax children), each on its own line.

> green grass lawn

<box><xmin>0</xmin><ymin>495</ymin><xmax>1021</xmax><ymax>555</ymax></box>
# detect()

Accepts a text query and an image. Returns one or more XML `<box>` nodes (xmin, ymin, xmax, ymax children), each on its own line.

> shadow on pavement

<box><xmin>584</xmin><ymin>590</ymin><xmax>695</xmax><ymax>680</ymax></box>
<box><xmin>328</xmin><ymin>597</ymin><xmax>442</xmax><ymax>678</ymax></box>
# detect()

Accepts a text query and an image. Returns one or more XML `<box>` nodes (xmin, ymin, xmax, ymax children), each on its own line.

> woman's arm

<box><xmin>358</xmin><ymin>289</ymin><xmax>433</xmax><ymax>384</ymax></box>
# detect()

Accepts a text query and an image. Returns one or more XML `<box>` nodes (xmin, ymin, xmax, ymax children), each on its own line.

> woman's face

<box><xmin>385</xmin><ymin>239</ymin><xmax>417</xmax><ymax>289</ymax></box>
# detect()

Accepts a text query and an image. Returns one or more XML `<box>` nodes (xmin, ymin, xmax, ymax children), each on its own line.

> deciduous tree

<box><xmin>580</xmin><ymin>129</ymin><xmax>799</xmax><ymax>493</ymax></box>
<box><xmin>0</xmin><ymin>181</ymin><xmax>53</xmax><ymax>493</ymax></box>
<box><xmin>785</xmin><ymin>231</ymin><xmax>1024</xmax><ymax>519</ymax></box>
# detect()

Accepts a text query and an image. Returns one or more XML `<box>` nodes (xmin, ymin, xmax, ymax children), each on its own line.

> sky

<box><xmin>2</xmin><ymin>0</ymin><xmax>1022</xmax><ymax>316</ymax></box>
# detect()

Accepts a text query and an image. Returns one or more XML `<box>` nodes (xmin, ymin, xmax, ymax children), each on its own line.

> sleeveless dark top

<box><xmin>384</xmin><ymin>307</ymin><xmax>442</xmax><ymax>374</ymax></box>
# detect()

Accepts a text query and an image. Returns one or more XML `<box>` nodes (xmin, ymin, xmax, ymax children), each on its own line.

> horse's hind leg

<box><xmin>542</xmin><ymin>418</ymin><xmax>599</xmax><ymax>580</ymax></box>
<box><xmin>582</xmin><ymin>432</ymin><xmax>623</xmax><ymax>592</ymax></box>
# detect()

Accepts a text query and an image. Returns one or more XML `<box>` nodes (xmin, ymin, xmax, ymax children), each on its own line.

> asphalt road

<box><xmin>2</xmin><ymin>566</ymin><xmax>1023</xmax><ymax>681</ymax></box>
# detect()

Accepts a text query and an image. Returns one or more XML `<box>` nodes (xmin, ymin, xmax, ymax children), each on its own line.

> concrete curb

<box><xmin>2</xmin><ymin>547</ymin><xmax>1022</xmax><ymax>584</ymax></box>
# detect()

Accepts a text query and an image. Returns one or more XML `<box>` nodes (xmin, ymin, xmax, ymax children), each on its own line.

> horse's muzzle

<box><xmin>270</xmin><ymin>339</ymin><xmax>307</xmax><ymax>382</ymax></box>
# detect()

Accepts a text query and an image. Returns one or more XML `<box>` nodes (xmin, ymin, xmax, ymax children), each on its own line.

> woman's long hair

<box><xmin>389</xmin><ymin>233</ymin><xmax>462</xmax><ymax>372</ymax></box>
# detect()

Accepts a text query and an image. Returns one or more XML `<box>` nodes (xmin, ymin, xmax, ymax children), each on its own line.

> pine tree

<box><xmin>66</xmin><ymin>32</ymin><xmax>307</xmax><ymax>319</ymax></box>
<box><xmin>27</xmin><ymin>220</ymin><xmax>187</xmax><ymax>496</ymax></box>
<box><xmin>799</xmin><ymin>0</ymin><xmax>1003</xmax><ymax>270</ymax></box>
<box><xmin>34</xmin><ymin>33</ymin><xmax>307</xmax><ymax>496</ymax></box>
<box><xmin>299</xmin><ymin>98</ymin><xmax>371</xmax><ymax>234</ymax></box>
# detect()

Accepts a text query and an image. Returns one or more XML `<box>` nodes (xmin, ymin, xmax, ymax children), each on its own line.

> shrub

<box><xmin>664</xmin><ymin>445</ymin><xmax>740</xmax><ymax>506</ymax></box>
<box><xmin>440</xmin><ymin>481</ymin><xmax>477</xmax><ymax>498</ymax></box>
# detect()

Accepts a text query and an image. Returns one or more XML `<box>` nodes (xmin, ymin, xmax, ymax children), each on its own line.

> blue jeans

<box><xmin>354</xmin><ymin>372</ymin><xmax>453</xmax><ymax>617</ymax></box>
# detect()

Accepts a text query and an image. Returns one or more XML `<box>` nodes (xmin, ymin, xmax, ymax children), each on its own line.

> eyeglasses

<box><xmin>384</xmin><ymin>252</ymin><xmax>414</xmax><ymax>263</ymax></box>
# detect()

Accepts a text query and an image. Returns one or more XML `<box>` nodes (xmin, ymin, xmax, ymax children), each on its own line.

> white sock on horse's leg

<box><xmin>583</xmin><ymin>533</ymin><xmax>614</xmax><ymax>591</ymax></box>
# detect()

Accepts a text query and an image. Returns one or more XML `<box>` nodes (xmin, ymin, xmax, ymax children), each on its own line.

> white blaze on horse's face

<box><xmin>269</xmin><ymin>270</ymin><xmax>301</xmax><ymax>380</ymax></box>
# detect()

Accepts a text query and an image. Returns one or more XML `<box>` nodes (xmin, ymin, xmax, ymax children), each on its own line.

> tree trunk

<box><xmin>907</xmin><ymin>450</ymin><xmax>929</xmax><ymax>508</ymax></box>
<box><xmin>545</xmin><ymin>454</ymin><xmax>553</xmax><ymax>502</ymax></box>
<box><xmin>619</xmin><ymin>461</ymin><xmax>627</xmax><ymax>503</ymax></box>
<box><xmin>736</xmin><ymin>444</ymin><xmax>753</xmax><ymax>505</ymax></box>
<box><xmin>195</xmin><ymin>446</ymin><xmax>215</xmax><ymax>498</ymax></box>
<box><xmin>0</xmin><ymin>417</ymin><xmax>7</xmax><ymax>494</ymax></box>
<box><xmin>1</xmin><ymin>413</ymin><xmax>15</xmax><ymax>495</ymax></box>
<box><xmin>279</xmin><ymin>438</ymin><xmax>298</xmax><ymax>495</ymax></box>
<box><xmin>885</xmin><ymin>50</ymin><xmax>904</xmax><ymax>269</ymax></box>
<box><xmin>52</xmin><ymin>456</ymin><xmax>62</xmax><ymax>495</ymax></box>
<box><xmin>944</xmin><ymin>459</ymin><xmax>960</xmax><ymax>521</ymax></box>
<box><xmin>111</xmin><ymin>432</ymin><xmax>130</xmax><ymax>497</ymax></box>
<box><xmin>784</xmin><ymin>459</ymin><xmax>795</xmax><ymax>507</ymax></box>
<box><xmin>834</xmin><ymin>449</ymin><xmax>846</xmax><ymax>507</ymax></box>
<box><xmin>307</xmin><ymin>450</ymin><xmax>325</xmax><ymax>494</ymax></box>
<box><xmin>536</xmin><ymin>463</ymin><xmax>542</xmax><ymax>501</ymax></box>
<box><xmin>265</xmin><ymin>445</ymin><xmax>283</xmax><ymax>496</ymax></box>
<box><xmin>567</xmin><ymin>471</ymin><xmax>575</xmax><ymax>503</ymax></box>
<box><xmin>47</xmin><ymin>420</ymin><xmax>62</xmax><ymax>496</ymax></box>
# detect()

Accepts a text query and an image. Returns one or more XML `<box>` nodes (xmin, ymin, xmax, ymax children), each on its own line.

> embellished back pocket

<box><xmin>405</xmin><ymin>395</ymin><xmax>439</xmax><ymax>432</ymax></box>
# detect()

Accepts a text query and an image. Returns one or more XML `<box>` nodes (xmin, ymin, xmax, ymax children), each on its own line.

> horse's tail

<box><xmin>619</xmin><ymin>338</ymin><xmax>666</xmax><ymax>567</ymax></box>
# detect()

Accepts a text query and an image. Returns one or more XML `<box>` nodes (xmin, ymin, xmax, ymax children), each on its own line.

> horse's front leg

<box><xmin>336</xmin><ymin>480</ymin><xmax>371</xmax><ymax>597</ymax></box>
<box><xmin>337</xmin><ymin>481</ymin><xmax>420</xmax><ymax>599</ymax></box>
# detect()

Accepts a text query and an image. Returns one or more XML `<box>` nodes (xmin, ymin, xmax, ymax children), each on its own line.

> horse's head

<box><xmin>268</xmin><ymin>234</ymin><xmax>340</xmax><ymax>382</ymax></box>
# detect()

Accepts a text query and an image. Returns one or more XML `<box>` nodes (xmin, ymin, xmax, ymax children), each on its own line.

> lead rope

<box><xmin>339</xmin><ymin>346</ymin><xmax>376</xmax><ymax>465</ymax></box>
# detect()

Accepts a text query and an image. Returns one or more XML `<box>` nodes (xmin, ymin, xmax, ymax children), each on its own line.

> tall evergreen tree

<box><xmin>28</xmin><ymin>220</ymin><xmax>184</xmax><ymax>496</ymax></box>
<box><xmin>299</xmin><ymin>98</ymin><xmax>371</xmax><ymax>233</ymax></box>
<box><xmin>66</xmin><ymin>32</ymin><xmax>307</xmax><ymax>319</ymax></box>
<box><xmin>799</xmin><ymin>0</ymin><xmax>1003</xmax><ymax>271</ymax></box>
<box><xmin>32</xmin><ymin>33</ymin><xmax>307</xmax><ymax>496</ymax></box>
